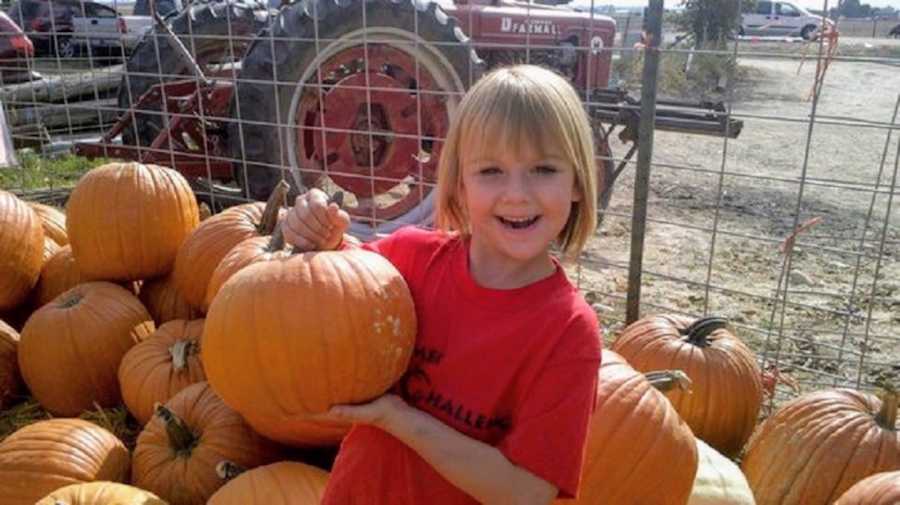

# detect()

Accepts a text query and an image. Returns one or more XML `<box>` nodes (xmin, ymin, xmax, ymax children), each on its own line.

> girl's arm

<box><xmin>324</xmin><ymin>395</ymin><xmax>558</xmax><ymax>505</ymax></box>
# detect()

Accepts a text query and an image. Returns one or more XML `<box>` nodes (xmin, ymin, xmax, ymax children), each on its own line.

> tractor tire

<box><xmin>118</xmin><ymin>0</ymin><xmax>273</xmax><ymax>147</ymax></box>
<box><xmin>800</xmin><ymin>24</ymin><xmax>818</xmax><ymax>41</ymax></box>
<box><xmin>229</xmin><ymin>0</ymin><xmax>482</xmax><ymax>238</ymax></box>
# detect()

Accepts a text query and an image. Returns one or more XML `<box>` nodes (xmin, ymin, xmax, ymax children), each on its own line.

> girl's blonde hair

<box><xmin>435</xmin><ymin>64</ymin><xmax>598</xmax><ymax>259</ymax></box>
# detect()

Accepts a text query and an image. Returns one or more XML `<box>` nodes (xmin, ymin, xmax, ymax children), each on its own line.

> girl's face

<box><xmin>460</xmin><ymin>138</ymin><xmax>582</xmax><ymax>276</ymax></box>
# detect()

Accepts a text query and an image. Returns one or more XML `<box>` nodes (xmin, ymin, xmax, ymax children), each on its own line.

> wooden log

<box><xmin>7</xmin><ymin>98</ymin><xmax>119</xmax><ymax>130</ymax></box>
<box><xmin>0</xmin><ymin>64</ymin><xmax>123</xmax><ymax>104</ymax></box>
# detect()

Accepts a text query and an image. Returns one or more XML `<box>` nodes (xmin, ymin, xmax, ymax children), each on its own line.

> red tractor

<box><xmin>77</xmin><ymin>0</ymin><xmax>740</xmax><ymax>237</ymax></box>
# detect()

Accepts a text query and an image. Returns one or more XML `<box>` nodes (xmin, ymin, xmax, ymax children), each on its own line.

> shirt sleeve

<box><xmin>497</xmin><ymin>315</ymin><xmax>602</xmax><ymax>499</ymax></box>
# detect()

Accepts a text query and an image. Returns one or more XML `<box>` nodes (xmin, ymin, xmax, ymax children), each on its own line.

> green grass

<box><xmin>0</xmin><ymin>151</ymin><xmax>108</xmax><ymax>193</ymax></box>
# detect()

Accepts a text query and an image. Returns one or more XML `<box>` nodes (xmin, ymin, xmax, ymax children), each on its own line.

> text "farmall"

<box><xmin>500</xmin><ymin>17</ymin><xmax>560</xmax><ymax>35</ymax></box>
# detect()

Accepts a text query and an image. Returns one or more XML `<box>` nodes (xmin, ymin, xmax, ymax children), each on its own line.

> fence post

<box><xmin>872</xmin><ymin>18</ymin><xmax>877</xmax><ymax>38</ymax></box>
<box><xmin>625</xmin><ymin>0</ymin><xmax>662</xmax><ymax>325</ymax></box>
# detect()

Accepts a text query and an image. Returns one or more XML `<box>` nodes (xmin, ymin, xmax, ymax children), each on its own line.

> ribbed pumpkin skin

<box><xmin>0</xmin><ymin>419</ymin><xmax>130</xmax><ymax>505</ymax></box>
<box><xmin>139</xmin><ymin>274</ymin><xmax>200</xmax><ymax>325</ymax></box>
<box><xmin>0</xmin><ymin>190</ymin><xmax>44</xmax><ymax>311</ymax></box>
<box><xmin>35</xmin><ymin>245</ymin><xmax>85</xmax><ymax>307</ymax></box>
<box><xmin>204</xmin><ymin>236</ymin><xmax>290</xmax><ymax>310</ymax></box>
<box><xmin>28</xmin><ymin>202</ymin><xmax>68</xmax><ymax>246</ymax></box>
<box><xmin>173</xmin><ymin>202</ymin><xmax>267</xmax><ymax>309</ymax></box>
<box><xmin>835</xmin><ymin>470</ymin><xmax>900</xmax><ymax>505</ymax></box>
<box><xmin>556</xmin><ymin>351</ymin><xmax>698</xmax><ymax>505</ymax></box>
<box><xmin>207</xmin><ymin>461</ymin><xmax>329</xmax><ymax>504</ymax></box>
<box><xmin>66</xmin><ymin>162</ymin><xmax>199</xmax><ymax>281</ymax></box>
<box><xmin>689</xmin><ymin>438</ymin><xmax>755</xmax><ymax>505</ymax></box>
<box><xmin>741</xmin><ymin>389</ymin><xmax>900</xmax><ymax>505</ymax></box>
<box><xmin>36</xmin><ymin>482</ymin><xmax>167</xmax><ymax>505</ymax></box>
<box><xmin>612</xmin><ymin>315</ymin><xmax>763</xmax><ymax>457</ymax></box>
<box><xmin>133</xmin><ymin>382</ymin><xmax>282</xmax><ymax>505</ymax></box>
<box><xmin>0</xmin><ymin>319</ymin><xmax>22</xmax><ymax>409</ymax></box>
<box><xmin>119</xmin><ymin>319</ymin><xmax>207</xmax><ymax>425</ymax></box>
<box><xmin>202</xmin><ymin>249</ymin><xmax>416</xmax><ymax>446</ymax></box>
<box><xmin>19</xmin><ymin>282</ymin><xmax>155</xmax><ymax>415</ymax></box>
<box><xmin>41</xmin><ymin>236</ymin><xmax>61</xmax><ymax>264</ymax></box>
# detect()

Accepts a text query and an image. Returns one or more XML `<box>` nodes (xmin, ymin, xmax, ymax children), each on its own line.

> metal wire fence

<box><xmin>0</xmin><ymin>0</ymin><xmax>897</xmax><ymax>410</ymax></box>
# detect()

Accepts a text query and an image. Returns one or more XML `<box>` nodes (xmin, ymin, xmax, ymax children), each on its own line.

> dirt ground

<box><xmin>576</xmin><ymin>50</ymin><xmax>900</xmax><ymax>399</ymax></box>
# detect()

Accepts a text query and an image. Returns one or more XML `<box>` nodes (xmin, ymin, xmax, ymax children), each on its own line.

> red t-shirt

<box><xmin>322</xmin><ymin>227</ymin><xmax>602</xmax><ymax>504</ymax></box>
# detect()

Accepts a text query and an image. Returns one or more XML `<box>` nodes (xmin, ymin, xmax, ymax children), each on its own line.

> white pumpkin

<box><xmin>688</xmin><ymin>438</ymin><xmax>756</xmax><ymax>505</ymax></box>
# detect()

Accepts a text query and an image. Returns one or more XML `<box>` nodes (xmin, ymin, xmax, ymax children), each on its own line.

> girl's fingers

<box><xmin>285</xmin><ymin>210</ymin><xmax>329</xmax><ymax>248</ymax></box>
<box><xmin>282</xmin><ymin>220</ymin><xmax>316</xmax><ymax>252</ymax></box>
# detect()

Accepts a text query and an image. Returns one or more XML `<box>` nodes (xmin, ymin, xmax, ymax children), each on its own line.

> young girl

<box><xmin>283</xmin><ymin>64</ymin><xmax>602</xmax><ymax>504</ymax></box>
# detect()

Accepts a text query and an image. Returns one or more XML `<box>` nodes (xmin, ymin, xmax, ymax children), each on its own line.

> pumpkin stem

<box><xmin>268</xmin><ymin>221</ymin><xmax>286</xmax><ymax>252</ymax></box>
<box><xmin>645</xmin><ymin>370</ymin><xmax>693</xmax><ymax>393</ymax></box>
<box><xmin>57</xmin><ymin>291</ymin><xmax>83</xmax><ymax>309</ymax></box>
<box><xmin>875</xmin><ymin>383</ymin><xmax>898</xmax><ymax>430</ymax></box>
<box><xmin>257</xmin><ymin>180</ymin><xmax>290</xmax><ymax>235</ymax></box>
<box><xmin>169</xmin><ymin>340</ymin><xmax>198</xmax><ymax>372</ymax></box>
<box><xmin>154</xmin><ymin>403</ymin><xmax>197</xmax><ymax>455</ymax></box>
<box><xmin>216</xmin><ymin>460</ymin><xmax>247</xmax><ymax>482</ymax></box>
<box><xmin>682</xmin><ymin>317</ymin><xmax>729</xmax><ymax>347</ymax></box>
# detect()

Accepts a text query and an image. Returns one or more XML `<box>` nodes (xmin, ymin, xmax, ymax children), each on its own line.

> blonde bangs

<box><xmin>435</xmin><ymin>65</ymin><xmax>598</xmax><ymax>258</ymax></box>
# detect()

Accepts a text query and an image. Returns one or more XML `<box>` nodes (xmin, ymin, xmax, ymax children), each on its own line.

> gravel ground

<box><xmin>576</xmin><ymin>50</ymin><xmax>900</xmax><ymax>398</ymax></box>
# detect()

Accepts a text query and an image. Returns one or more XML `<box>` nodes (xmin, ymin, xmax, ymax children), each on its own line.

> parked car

<box><xmin>71</xmin><ymin>3</ymin><xmax>154</xmax><ymax>56</ymax></box>
<box><xmin>0</xmin><ymin>10</ymin><xmax>35</xmax><ymax>84</ymax></box>
<box><xmin>5</xmin><ymin>0</ymin><xmax>80</xmax><ymax>55</ymax></box>
<box><xmin>741</xmin><ymin>1</ymin><xmax>835</xmax><ymax>40</ymax></box>
<box><xmin>890</xmin><ymin>24</ymin><xmax>900</xmax><ymax>39</ymax></box>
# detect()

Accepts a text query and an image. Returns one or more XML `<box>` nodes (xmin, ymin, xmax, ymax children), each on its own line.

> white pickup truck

<box><xmin>70</xmin><ymin>0</ymin><xmax>183</xmax><ymax>56</ymax></box>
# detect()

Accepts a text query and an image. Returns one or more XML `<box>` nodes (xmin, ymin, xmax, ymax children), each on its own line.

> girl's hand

<box><xmin>317</xmin><ymin>394</ymin><xmax>411</xmax><ymax>431</ymax></box>
<box><xmin>283</xmin><ymin>188</ymin><xmax>350</xmax><ymax>251</ymax></box>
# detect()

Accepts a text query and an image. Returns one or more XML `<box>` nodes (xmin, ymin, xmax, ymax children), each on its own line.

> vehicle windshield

<box><xmin>776</xmin><ymin>3</ymin><xmax>801</xmax><ymax>16</ymax></box>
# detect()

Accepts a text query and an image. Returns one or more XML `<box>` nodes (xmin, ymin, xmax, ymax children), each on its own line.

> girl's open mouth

<box><xmin>497</xmin><ymin>216</ymin><xmax>540</xmax><ymax>229</ymax></box>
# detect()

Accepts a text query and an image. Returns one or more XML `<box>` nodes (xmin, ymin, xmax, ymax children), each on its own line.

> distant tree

<box><xmin>674</xmin><ymin>0</ymin><xmax>755</xmax><ymax>47</ymax></box>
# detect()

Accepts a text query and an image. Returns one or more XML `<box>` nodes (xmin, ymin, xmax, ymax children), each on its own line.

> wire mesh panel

<box><xmin>0</xmin><ymin>0</ymin><xmax>897</xmax><ymax>413</ymax></box>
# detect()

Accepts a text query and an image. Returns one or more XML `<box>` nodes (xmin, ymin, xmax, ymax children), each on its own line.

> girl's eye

<box><xmin>479</xmin><ymin>167</ymin><xmax>501</xmax><ymax>176</ymax></box>
<box><xmin>535</xmin><ymin>165</ymin><xmax>558</xmax><ymax>174</ymax></box>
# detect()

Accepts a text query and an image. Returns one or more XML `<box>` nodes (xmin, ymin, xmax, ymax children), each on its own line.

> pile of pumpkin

<box><xmin>0</xmin><ymin>161</ymin><xmax>898</xmax><ymax>505</ymax></box>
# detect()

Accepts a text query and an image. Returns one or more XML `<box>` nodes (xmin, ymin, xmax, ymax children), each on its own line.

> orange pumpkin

<box><xmin>34</xmin><ymin>245</ymin><xmax>85</xmax><ymax>307</ymax></box>
<box><xmin>0</xmin><ymin>418</ymin><xmax>130</xmax><ymax>505</ymax></box>
<box><xmin>19</xmin><ymin>282</ymin><xmax>155</xmax><ymax>415</ymax></box>
<box><xmin>0</xmin><ymin>190</ymin><xmax>44</xmax><ymax>311</ymax></box>
<box><xmin>139</xmin><ymin>273</ymin><xmax>200</xmax><ymax>325</ymax></box>
<box><xmin>207</xmin><ymin>461</ymin><xmax>329</xmax><ymax>504</ymax></box>
<box><xmin>173</xmin><ymin>181</ymin><xmax>288</xmax><ymax>309</ymax></box>
<box><xmin>0</xmin><ymin>319</ymin><xmax>22</xmax><ymax>409</ymax></box>
<box><xmin>742</xmin><ymin>387</ymin><xmax>900</xmax><ymax>505</ymax></box>
<box><xmin>557</xmin><ymin>351</ymin><xmax>698</xmax><ymax>505</ymax></box>
<box><xmin>41</xmin><ymin>235</ymin><xmax>61</xmax><ymax>263</ymax></box>
<box><xmin>36</xmin><ymin>482</ymin><xmax>167</xmax><ymax>505</ymax></box>
<box><xmin>834</xmin><ymin>470</ymin><xmax>900</xmax><ymax>505</ymax></box>
<box><xmin>204</xmin><ymin>227</ymin><xmax>290</xmax><ymax>309</ymax></box>
<box><xmin>66</xmin><ymin>162</ymin><xmax>199</xmax><ymax>281</ymax></box>
<box><xmin>28</xmin><ymin>202</ymin><xmax>68</xmax><ymax>246</ymax></box>
<box><xmin>612</xmin><ymin>315</ymin><xmax>762</xmax><ymax>457</ymax></box>
<box><xmin>132</xmin><ymin>381</ymin><xmax>282</xmax><ymax>505</ymax></box>
<box><xmin>119</xmin><ymin>319</ymin><xmax>207</xmax><ymax>425</ymax></box>
<box><xmin>202</xmin><ymin>248</ymin><xmax>416</xmax><ymax>446</ymax></box>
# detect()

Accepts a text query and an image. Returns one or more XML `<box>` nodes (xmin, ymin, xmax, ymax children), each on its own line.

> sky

<box><xmin>570</xmin><ymin>0</ymin><xmax>900</xmax><ymax>9</ymax></box>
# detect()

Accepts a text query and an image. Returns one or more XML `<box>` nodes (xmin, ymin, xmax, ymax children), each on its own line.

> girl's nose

<box><xmin>501</xmin><ymin>171</ymin><xmax>531</xmax><ymax>202</ymax></box>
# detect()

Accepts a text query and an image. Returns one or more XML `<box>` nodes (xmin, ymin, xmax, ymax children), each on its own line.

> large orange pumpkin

<box><xmin>66</xmin><ymin>162</ymin><xmax>199</xmax><ymax>281</ymax></box>
<box><xmin>139</xmin><ymin>273</ymin><xmax>200</xmax><ymax>325</ymax></box>
<box><xmin>556</xmin><ymin>351</ymin><xmax>698</xmax><ymax>505</ymax></box>
<box><xmin>132</xmin><ymin>381</ymin><xmax>282</xmax><ymax>505</ymax></box>
<box><xmin>34</xmin><ymin>245</ymin><xmax>85</xmax><ymax>307</ymax></box>
<box><xmin>0</xmin><ymin>319</ymin><xmax>22</xmax><ymax>409</ymax></box>
<box><xmin>0</xmin><ymin>418</ymin><xmax>130</xmax><ymax>505</ymax></box>
<box><xmin>207</xmin><ymin>461</ymin><xmax>329</xmax><ymax>504</ymax></box>
<box><xmin>0</xmin><ymin>190</ymin><xmax>44</xmax><ymax>311</ymax></box>
<box><xmin>834</xmin><ymin>470</ymin><xmax>900</xmax><ymax>505</ymax></box>
<box><xmin>202</xmin><ymin>248</ymin><xmax>416</xmax><ymax>446</ymax></box>
<box><xmin>19</xmin><ymin>282</ymin><xmax>155</xmax><ymax>415</ymax></box>
<box><xmin>119</xmin><ymin>319</ymin><xmax>207</xmax><ymax>425</ymax></box>
<box><xmin>36</xmin><ymin>482</ymin><xmax>167</xmax><ymax>505</ymax></box>
<box><xmin>28</xmin><ymin>202</ymin><xmax>68</xmax><ymax>246</ymax></box>
<box><xmin>741</xmin><ymin>387</ymin><xmax>900</xmax><ymax>505</ymax></box>
<box><xmin>173</xmin><ymin>181</ymin><xmax>288</xmax><ymax>308</ymax></box>
<box><xmin>612</xmin><ymin>315</ymin><xmax>762</xmax><ymax>457</ymax></box>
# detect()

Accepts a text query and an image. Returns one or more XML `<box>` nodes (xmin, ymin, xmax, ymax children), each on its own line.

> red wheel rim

<box><xmin>294</xmin><ymin>44</ymin><xmax>449</xmax><ymax>223</ymax></box>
